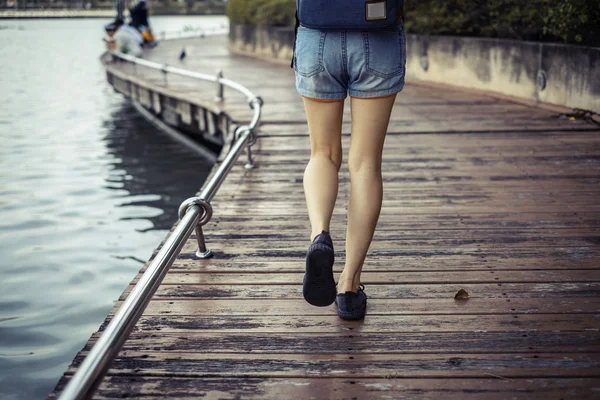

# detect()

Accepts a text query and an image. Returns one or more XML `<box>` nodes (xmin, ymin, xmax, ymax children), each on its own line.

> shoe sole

<box><xmin>337</xmin><ymin>302</ymin><xmax>367</xmax><ymax>320</ymax></box>
<box><xmin>303</xmin><ymin>242</ymin><xmax>336</xmax><ymax>307</ymax></box>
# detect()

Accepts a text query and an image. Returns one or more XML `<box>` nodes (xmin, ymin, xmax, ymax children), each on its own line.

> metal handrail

<box><xmin>112</xmin><ymin>51</ymin><xmax>258</xmax><ymax>104</ymax></box>
<box><xmin>59</xmin><ymin>41</ymin><xmax>262</xmax><ymax>400</ymax></box>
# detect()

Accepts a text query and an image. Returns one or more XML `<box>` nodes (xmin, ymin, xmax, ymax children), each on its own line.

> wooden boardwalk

<box><xmin>53</xmin><ymin>35</ymin><xmax>600</xmax><ymax>398</ymax></box>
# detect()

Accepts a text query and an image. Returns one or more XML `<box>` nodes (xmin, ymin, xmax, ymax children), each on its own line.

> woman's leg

<box><xmin>302</xmin><ymin>97</ymin><xmax>345</xmax><ymax>240</ymax></box>
<box><xmin>338</xmin><ymin>93</ymin><xmax>397</xmax><ymax>293</ymax></box>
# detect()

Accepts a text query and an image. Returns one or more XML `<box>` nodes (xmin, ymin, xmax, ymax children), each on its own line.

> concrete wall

<box><xmin>229</xmin><ymin>24</ymin><xmax>600</xmax><ymax>112</ymax></box>
<box><xmin>229</xmin><ymin>24</ymin><xmax>295</xmax><ymax>65</ymax></box>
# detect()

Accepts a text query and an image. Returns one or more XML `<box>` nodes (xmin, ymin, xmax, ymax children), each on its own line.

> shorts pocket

<box><xmin>363</xmin><ymin>27</ymin><xmax>406</xmax><ymax>78</ymax></box>
<box><xmin>294</xmin><ymin>27</ymin><xmax>326</xmax><ymax>77</ymax></box>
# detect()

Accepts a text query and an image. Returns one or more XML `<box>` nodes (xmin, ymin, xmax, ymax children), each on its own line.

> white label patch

<box><xmin>366</xmin><ymin>1</ymin><xmax>386</xmax><ymax>20</ymax></box>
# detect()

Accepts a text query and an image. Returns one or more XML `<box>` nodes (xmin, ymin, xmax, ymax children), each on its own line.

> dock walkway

<box><xmin>53</xmin><ymin>35</ymin><xmax>600</xmax><ymax>398</ymax></box>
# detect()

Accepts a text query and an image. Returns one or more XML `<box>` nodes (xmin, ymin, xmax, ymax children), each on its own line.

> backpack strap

<box><xmin>290</xmin><ymin>11</ymin><xmax>300</xmax><ymax>69</ymax></box>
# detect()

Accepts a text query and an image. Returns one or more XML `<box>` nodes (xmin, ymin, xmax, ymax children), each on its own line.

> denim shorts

<box><xmin>293</xmin><ymin>24</ymin><xmax>406</xmax><ymax>100</ymax></box>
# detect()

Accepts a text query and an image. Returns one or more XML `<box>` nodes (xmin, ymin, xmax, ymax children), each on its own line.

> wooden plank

<box><xmin>52</xmin><ymin>376</ymin><xmax>600</xmax><ymax>400</ymax></box>
<box><xmin>250</xmin><ymin>133</ymin><xmax>600</xmax><ymax>150</ymax></box>
<box><xmin>122</xmin><ymin>282</ymin><xmax>600</xmax><ymax>300</ymax></box>
<box><xmin>257</xmin><ymin>123</ymin><xmax>599</xmax><ymax>136</ymax></box>
<box><xmin>147</xmin><ymin>255</ymin><xmax>600</xmax><ymax>272</ymax></box>
<box><xmin>215</xmin><ymin>185</ymin><xmax>600</xmax><ymax>197</ymax></box>
<box><xmin>188</xmin><ymin>228</ymin><xmax>600</xmax><ymax>241</ymax></box>
<box><xmin>252</xmin><ymin>138</ymin><xmax>600</xmax><ymax>153</ymax></box>
<box><xmin>216</xmin><ymin>177</ymin><xmax>600</xmax><ymax>189</ymax></box>
<box><xmin>215</xmin><ymin>176</ymin><xmax>600</xmax><ymax>189</ymax></box>
<box><xmin>219</xmin><ymin>157</ymin><xmax>600</xmax><ymax>172</ymax></box>
<box><xmin>215</xmin><ymin>175</ymin><xmax>600</xmax><ymax>186</ymax></box>
<box><xmin>205</xmin><ymin>221</ymin><xmax>600</xmax><ymax>233</ymax></box>
<box><xmin>87</xmin><ymin>331</ymin><xmax>600</xmax><ymax>354</ymax></box>
<box><xmin>116</xmin><ymin>314</ymin><xmax>600</xmax><ymax>333</ymax></box>
<box><xmin>215</xmin><ymin>187</ymin><xmax>600</xmax><ymax>199</ymax></box>
<box><xmin>153</xmin><ymin>270</ymin><xmax>600</xmax><ymax>285</ymax></box>
<box><xmin>201</xmin><ymin>212</ymin><xmax>600</xmax><ymax>231</ymax></box>
<box><xmin>228</xmin><ymin>154</ymin><xmax>600</xmax><ymax>167</ymax></box>
<box><xmin>141</xmin><ymin>252</ymin><xmax>600</xmax><ymax>273</ymax></box>
<box><xmin>175</xmin><ymin>236</ymin><xmax>600</xmax><ymax>251</ymax></box>
<box><xmin>203</xmin><ymin>207</ymin><xmax>600</xmax><ymax>216</ymax></box>
<box><xmin>66</xmin><ymin>352</ymin><xmax>600</xmax><ymax>378</ymax></box>
<box><xmin>167</xmin><ymin>243</ymin><xmax>599</xmax><ymax>263</ymax></box>
<box><xmin>112</xmin><ymin>297</ymin><xmax>600</xmax><ymax>316</ymax></box>
<box><xmin>252</xmin><ymin>146</ymin><xmax>600</xmax><ymax>159</ymax></box>
<box><xmin>207</xmin><ymin>197</ymin><xmax>600</xmax><ymax>208</ymax></box>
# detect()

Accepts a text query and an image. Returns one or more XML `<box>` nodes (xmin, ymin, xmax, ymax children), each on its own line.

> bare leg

<box><xmin>338</xmin><ymin>94</ymin><xmax>397</xmax><ymax>293</ymax></box>
<box><xmin>302</xmin><ymin>97</ymin><xmax>345</xmax><ymax>240</ymax></box>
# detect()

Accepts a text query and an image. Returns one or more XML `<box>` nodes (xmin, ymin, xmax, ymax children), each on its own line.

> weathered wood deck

<box><xmin>53</xmin><ymin>35</ymin><xmax>600</xmax><ymax>398</ymax></box>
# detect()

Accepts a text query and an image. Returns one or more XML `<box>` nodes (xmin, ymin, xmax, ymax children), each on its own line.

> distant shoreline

<box><xmin>0</xmin><ymin>9</ymin><xmax>225</xmax><ymax>19</ymax></box>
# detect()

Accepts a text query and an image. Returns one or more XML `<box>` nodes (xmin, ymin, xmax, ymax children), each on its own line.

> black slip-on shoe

<box><xmin>336</xmin><ymin>284</ymin><xmax>367</xmax><ymax>320</ymax></box>
<box><xmin>303</xmin><ymin>230</ymin><xmax>336</xmax><ymax>307</ymax></box>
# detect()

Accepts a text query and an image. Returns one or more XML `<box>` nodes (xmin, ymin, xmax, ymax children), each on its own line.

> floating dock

<box><xmin>51</xmin><ymin>34</ymin><xmax>600</xmax><ymax>398</ymax></box>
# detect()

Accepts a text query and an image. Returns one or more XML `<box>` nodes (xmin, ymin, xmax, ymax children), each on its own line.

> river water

<box><xmin>0</xmin><ymin>15</ymin><xmax>228</xmax><ymax>399</ymax></box>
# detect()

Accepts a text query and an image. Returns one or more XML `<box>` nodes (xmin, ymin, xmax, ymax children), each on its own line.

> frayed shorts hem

<box><xmin>349</xmin><ymin>82</ymin><xmax>405</xmax><ymax>99</ymax></box>
<box><xmin>296</xmin><ymin>88</ymin><xmax>346</xmax><ymax>101</ymax></box>
<box><xmin>297</xmin><ymin>82</ymin><xmax>404</xmax><ymax>101</ymax></box>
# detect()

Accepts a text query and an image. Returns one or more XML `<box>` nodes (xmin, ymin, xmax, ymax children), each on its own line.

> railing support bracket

<box><xmin>215</xmin><ymin>69</ymin><xmax>224</xmax><ymax>102</ymax></box>
<box><xmin>245</xmin><ymin>146</ymin><xmax>255</xmax><ymax>169</ymax></box>
<box><xmin>178</xmin><ymin>197</ymin><xmax>214</xmax><ymax>259</ymax></box>
<box><xmin>194</xmin><ymin>226</ymin><xmax>213</xmax><ymax>259</ymax></box>
<box><xmin>161</xmin><ymin>64</ymin><xmax>168</xmax><ymax>84</ymax></box>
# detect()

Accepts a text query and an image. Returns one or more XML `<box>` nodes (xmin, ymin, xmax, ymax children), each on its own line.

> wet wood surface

<box><xmin>51</xmin><ymin>35</ymin><xmax>600</xmax><ymax>398</ymax></box>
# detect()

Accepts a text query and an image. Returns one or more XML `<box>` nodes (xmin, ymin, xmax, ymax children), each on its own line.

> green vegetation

<box><xmin>226</xmin><ymin>0</ymin><xmax>296</xmax><ymax>27</ymax></box>
<box><xmin>405</xmin><ymin>0</ymin><xmax>600</xmax><ymax>46</ymax></box>
<box><xmin>225</xmin><ymin>0</ymin><xmax>600</xmax><ymax>46</ymax></box>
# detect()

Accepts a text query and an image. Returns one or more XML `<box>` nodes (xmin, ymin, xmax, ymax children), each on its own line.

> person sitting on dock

<box><xmin>129</xmin><ymin>0</ymin><xmax>158</xmax><ymax>48</ymax></box>
<box><xmin>104</xmin><ymin>18</ymin><xmax>144</xmax><ymax>57</ymax></box>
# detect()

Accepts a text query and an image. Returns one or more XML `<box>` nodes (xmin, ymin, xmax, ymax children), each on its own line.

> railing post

<box><xmin>245</xmin><ymin>145</ymin><xmax>255</xmax><ymax>170</ymax></box>
<box><xmin>194</xmin><ymin>226</ymin><xmax>213</xmax><ymax>259</ymax></box>
<box><xmin>215</xmin><ymin>69</ymin><xmax>224</xmax><ymax>102</ymax></box>
<box><xmin>178</xmin><ymin>197</ymin><xmax>214</xmax><ymax>260</ymax></box>
<box><xmin>162</xmin><ymin>64</ymin><xmax>168</xmax><ymax>84</ymax></box>
<box><xmin>243</xmin><ymin>96</ymin><xmax>262</xmax><ymax>170</ymax></box>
